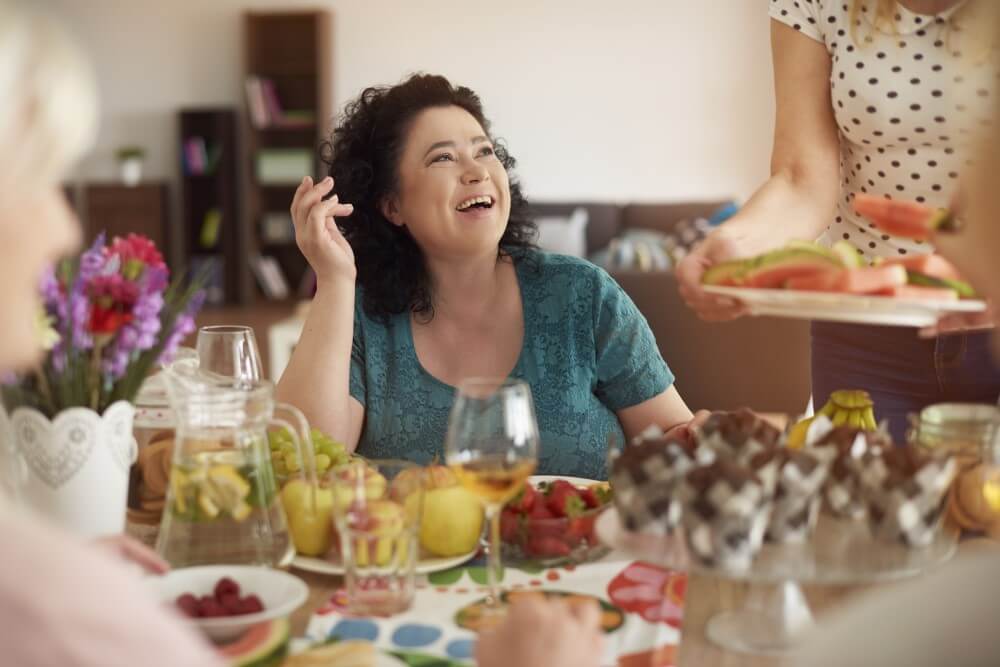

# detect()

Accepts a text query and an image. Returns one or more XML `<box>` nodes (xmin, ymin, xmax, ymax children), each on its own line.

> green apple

<box><xmin>280</xmin><ymin>479</ymin><xmax>334</xmax><ymax>557</ymax></box>
<box><xmin>410</xmin><ymin>486</ymin><xmax>484</xmax><ymax>557</ymax></box>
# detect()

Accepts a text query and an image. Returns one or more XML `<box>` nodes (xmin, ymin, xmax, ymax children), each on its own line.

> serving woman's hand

<box><xmin>291</xmin><ymin>176</ymin><xmax>357</xmax><ymax>286</ymax></box>
<box><xmin>675</xmin><ymin>231</ymin><xmax>749</xmax><ymax>322</ymax></box>
<box><xmin>95</xmin><ymin>534</ymin><xmax>170</xmax><ymax>575</ymax></box>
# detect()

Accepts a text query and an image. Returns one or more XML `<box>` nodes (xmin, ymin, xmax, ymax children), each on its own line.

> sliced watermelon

<box><xmin>852</xmin><ymin>194</ymin><xmax>955</xmax><ymax>241</ymax></box>
<box><xmin>740</xmin><ymin>248</ymin><xmax>842</xmax><ymax>289</ymax></box>
<box><xmin>881</xmin><ymin>254</ymin><xmax>962</xmax><ymax>281</ymax></box>
<box><xmin>702</xmin><ymin>259</ymin><xmax>750</xmax><ymax>286</ymax></box>
<box><xmin>785</xmin><ymin>265</ymin><xmax>908</xmax><ymax>294</ymax></box>
<box><xmin>908</xmin><ymin>271</ymin><xmax>977</xmax><ymax>298</ymax></box>
<box><xmin>875</xmin><ymin>285</ymin><xmax>960</xmax><ymax>301</ymax></box>
<box><xmin>220</xmin><ymin>618</ymin><xmax>289</xmax><ymax>667</ymax></box>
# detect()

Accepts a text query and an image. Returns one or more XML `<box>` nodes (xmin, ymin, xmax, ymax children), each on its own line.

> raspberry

<box><xmin>219</xmin><ymin>593</ymin><xmax>242</xmax><ymax>614</ymax></box>
<box><xmin>199</xmin><ymin>599</ymin><xmax>226</xmax><ymax>618</ymax></box>
<box><xmin>213</xmin><ymin>577</ymin><xmax>240</xmax><ymax>601</ymax></box>
<box><xmin>175</xmin><ymin>593</ymin><xmax>199</xmax><ymax>618</ymax></box>
<box><xmin>239</xmin><ymin>595</ymin><xmax>264</xmax><ymax>615</ymax></box>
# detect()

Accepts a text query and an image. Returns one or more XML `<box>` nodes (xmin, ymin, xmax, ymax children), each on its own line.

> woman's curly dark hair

<box><xmin>321</xmin><ymin>73</ymin><xmax>536</xmax><ymax>320</ymax></box>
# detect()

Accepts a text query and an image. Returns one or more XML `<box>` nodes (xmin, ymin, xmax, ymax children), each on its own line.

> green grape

<box><xmin>272</xmin><ymin>457</ymin><xmax>288</xmax><ymax>477</ymax></box>
<box><xmin>279</xmin><ymin>441</ymin><xmax>296</xmax><ymax>456</ymax></box>
<box><xmin>316</xmin><ymin>441</ymin><xmax>334</xmax><ymax>458</ymax></box>
<box><xmin>283</xmin><ymin>452</ymin><xmax>301</xmax><ymax>473</ymax></box>
<box><xmin>315</xmin><ymin>453</ymin><xmax>332</xmax><ymax>472</ymax></box>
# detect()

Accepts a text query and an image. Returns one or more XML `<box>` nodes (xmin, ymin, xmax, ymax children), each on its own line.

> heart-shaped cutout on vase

<box><xmin>12</xmin><ymin>408</ymin><xmax>99</xmax><ymax>489</ymax></box>
<box><xmin>103</xmin><ymin>401</ymin><xmax>137</xmax><ymax>474</ymax></box>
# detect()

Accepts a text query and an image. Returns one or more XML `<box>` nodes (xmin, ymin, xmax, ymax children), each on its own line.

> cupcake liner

<box><xmin>813</xmin><ymin>427</ymin><xmax>889</xmax><ymax>520</ymax></box>
<box><xmin>696</xmin><ymin>408</ymin><xmax>782</xmax><ymax>465</ymax></box>
<box><xmin>860</xmin><ymin>448</ymin><xmax>957</xmax><ymax>548</ymax></box>
<box><xmin>677</xmin><ymin>460</ymin><xmax>772</xmax><ymax>571</ymax></box>
<box><xmin>610</xmin><ymin>433</ymin><xmax>709</xmax><ymax>534</ymax></box>
<box><xmin>761</xmin><ymin>449</ymin><xmax>830</xmax><ymax>543</ymax></box>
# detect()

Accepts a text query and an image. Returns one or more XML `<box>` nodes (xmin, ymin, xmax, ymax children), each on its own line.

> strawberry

<box><xmin>500</xmin><ymin>508</ymin><xmax>522</xmax><ymax>542</ymax></box>
<box><xmin>546</xmin><ymin>481</ymin><xmax>586</xmax><ymax>518</ymax></box>
<box><xmin>567</xmin><ymin>515</ymin><xmax>597</xmax><ymax>543</ymax></box>
<box><xmin>527</xmin><ymin>536</ymin><xmax>571</xmax><ymax>558</ymax></box>
<box><xmin>509</xmin><ymin>483</ymin><xmax>536</xmax><ymax>513</ymax></box>
<box><xmin>580</xmin><ymin>487</ymin><xmax>601</xmax><ymax>509</ymax></box>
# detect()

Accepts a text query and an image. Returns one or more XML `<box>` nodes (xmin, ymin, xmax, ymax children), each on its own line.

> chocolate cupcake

<box><xmin>814</xmin><ymin>427</ymin><xmax>888</xmax><ymax>519</ymax></box>
<box><xmin>610</xmin><ymin>434</ymin><xmax>709</xmax><ymax>534</ymax></box>
<box><xmin>755</xmin><ymin>448</ymin><xmax>830</xmax><ymax>543</ymax></box>
<box><xmin>676</xmin><ymin>459</ymin><xmax>772</xmax><ymax>571</ymax></box>
<box><xmin>697</xmin><ymin>409</ymin><xmax>782</xmax><ymax>464</ymax></box>
<box><xmin>860</xmin><ymin>447</ymin><xmax>957</xmax><ymax>548</ymax></box>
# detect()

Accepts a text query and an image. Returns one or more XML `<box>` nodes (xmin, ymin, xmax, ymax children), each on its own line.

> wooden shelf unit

<box><xmin>243</xmin><ymin>10</ymin><xmax>332</xmax><ymax>303</ymax></box>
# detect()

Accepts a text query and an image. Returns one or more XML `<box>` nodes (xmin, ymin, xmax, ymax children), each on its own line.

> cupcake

<box><xmin>610</xmin><ymin>434</ymin><xmax>710</xmax><ymax>534</ymax></box>
<box><xmin>697</xmin><ymin>409</ymin><xmax>782</xmax><ymax>464</ymax></box>
<box><xmin>676</xmin><ymin>459</ymin><xmax>772</xmax><ymax>571</ymax></box>
<box><xmin>755</xmin><ymin>448</ymin><xmax>830</xmax><ymax>543</ymax></box>
<box><xmin>860</xmin><ymin>447</ymin><xmax>957</xmax><ymax>548</ymax></box>
<box><xmin>814</xmin><ymin>427</ymin><xmax>888</xmax><ymax>519</ymax></box>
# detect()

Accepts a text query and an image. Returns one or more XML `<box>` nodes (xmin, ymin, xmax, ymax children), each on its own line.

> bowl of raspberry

<box><xmin>149</xmin><ymin>565</ymin><xmax>309</xmax><ymax>643</ymax></box>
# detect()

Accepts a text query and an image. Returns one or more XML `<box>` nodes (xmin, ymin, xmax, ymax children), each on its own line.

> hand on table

<box><xmin>475</xmin><ymin>596</ymin><xmax>603</xmax><ymax>667</ymax></box>
<box><xmin>95</xmin><ymin>534</ymin><xmax>170</xmax><ymax>575</ymax></box>
<box><xmin>661</xmin><ymin>410</ymin><xmax>712</xmax><ymax>446</ymax></box>
<box><xmin>676</xmin><ymin>232</ymin><xmax>749</xmax><ymax>322</ymax></box>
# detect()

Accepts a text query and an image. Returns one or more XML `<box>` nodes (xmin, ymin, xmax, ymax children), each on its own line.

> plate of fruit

<box><xmin>283</xmin><ymin>462</ymin><xmax>481</xmax><ymax>576</ymax></box>
<box><xmin>500</xmin><ymin>476</ymin><xmax>613</xmax><ymax>567</ymax></box>
<box><xmin>701</xmin><ymin>239</ymin><xmax>985</xmax><ymax>327</ymax></box>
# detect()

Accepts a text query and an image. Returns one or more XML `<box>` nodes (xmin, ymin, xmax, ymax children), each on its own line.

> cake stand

<box><xmin>595</xmin><ymin>508</ymin><xmax>957</xmax><ymax>655</ymax></box>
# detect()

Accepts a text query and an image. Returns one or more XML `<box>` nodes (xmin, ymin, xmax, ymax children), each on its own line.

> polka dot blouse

<box><xmin>769</xmin><ymin>0</ymin><xmax>999</xmax><ymax>259</ymax></box>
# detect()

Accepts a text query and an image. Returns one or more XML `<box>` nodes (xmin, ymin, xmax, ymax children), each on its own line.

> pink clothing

<box><xmin>0</xmin><ymin>509</ymin><xmax>223</xmax><ymax>667</ymax></box>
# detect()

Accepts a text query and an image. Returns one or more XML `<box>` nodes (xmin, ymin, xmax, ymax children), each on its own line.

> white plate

<box><xmin>703</xmin><ymin>285</ymin><xmax>986</xmax><ymax>328</ymax></box>
<box><xmin>529</xmin><ymin>474</ymin><xmax>602</xmax><ymax>487</ymax></box>
<box><xmin>292</xmin><ymin>549</ymin><xmax>477</xmax><ymax>577</ymax></box>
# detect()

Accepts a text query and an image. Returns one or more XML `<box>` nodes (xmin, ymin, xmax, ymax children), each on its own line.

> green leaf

<box><xmin>467</xmin><ymin>565</ymin><xmax>504</xmax><ymax>585</ymax></box>
<box><xmin>427</xmin><ymin>568</ymin><xmax>464</xmax><ymax>586</ymax></box>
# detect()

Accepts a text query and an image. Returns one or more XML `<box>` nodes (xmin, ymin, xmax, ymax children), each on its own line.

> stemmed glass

<box><xmin>195</xmin><ymin>325</ymin><xmax>262</xmax><ymax>387</ymax></box>
<box><xmin>444</xmin><ymin>378</ymin><xmax>539</xmax><ymax>619</ymax></box>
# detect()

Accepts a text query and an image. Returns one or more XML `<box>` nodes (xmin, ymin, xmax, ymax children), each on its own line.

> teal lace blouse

<box><xmin>349</xmin><ymin>250</ymin><xmax>674</xmax><ymax>479</ymax></box>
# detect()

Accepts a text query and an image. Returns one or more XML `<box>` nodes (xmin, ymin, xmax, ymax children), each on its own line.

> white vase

<box><xmin>7</xmin><ymin>401</ymin><xmax>137</xmax><ymax>537</ymax></box>
<box><xmin>120</xmin><ymin>157</ymin><xmax>143</xmax><ymax>186</ymax></box>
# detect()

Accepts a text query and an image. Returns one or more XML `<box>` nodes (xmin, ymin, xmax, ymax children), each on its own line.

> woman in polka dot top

<box><xmin>678</xmin><ymin>0</ymin><xmax>1000</xmax><ymax>442</ymax></box>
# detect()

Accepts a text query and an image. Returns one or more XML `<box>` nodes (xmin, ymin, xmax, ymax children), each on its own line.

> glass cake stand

<box><xmin>595</xmin><ymin>508</ymin><xmax>958</xmax><ymax>655</ymax></box>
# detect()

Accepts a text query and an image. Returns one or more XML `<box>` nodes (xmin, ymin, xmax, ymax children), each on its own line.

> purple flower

<box><xmin>159</xmin><ymin>290</ymin><xmax>205</xmax><ymax>364</ymax></box>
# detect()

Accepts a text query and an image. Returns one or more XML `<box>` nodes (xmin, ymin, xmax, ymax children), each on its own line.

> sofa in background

<box><xmin>530</xmin><ymin>201</ymin><xmax>812</xmax><ymax>415</ymax></box>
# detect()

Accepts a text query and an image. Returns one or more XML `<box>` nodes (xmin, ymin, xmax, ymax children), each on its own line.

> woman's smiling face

<box><xmin>382</xmin><ymin>105</ymin><xmax>511</xmax><ymax>260</ymax></box>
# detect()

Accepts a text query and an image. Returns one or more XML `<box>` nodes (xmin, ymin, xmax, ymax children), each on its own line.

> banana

<box><xmin>861</xmin><ymin>406</ymin><xmax>878</xmax><ymax>431</ymax></box>
<box><xmin>831</xmin><ymin>409</ymin><xmax>850</xmax><ymax>427</ymax></box>
<box><xmin>819</xmin><ymin>401</ymin><xmax>837</xmax><ymax>418</ymax></box>
<box><xmin>847</xmin><ymin>410</ymin><xmax>864</xmax><ymax>429</ymax></box>
<box><xmin>787</xmin><ymin>417</ymin><xmax>813</xmax><ymax>449</ymax></box>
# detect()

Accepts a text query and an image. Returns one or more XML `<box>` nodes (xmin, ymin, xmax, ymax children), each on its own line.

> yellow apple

<box><xmin>280</xmin><ymin>479</ymin><xmax>334</xmax><ymax>557</ymax></box>
<box><xmin>332</xmin><ymin>466</ymin><xmax>387</xmax><ymax>506</ymax></box>
<box><xmin>409</xmin><ymin>486</ymin><xmax>484</xmax><ymax>557</ymax></box>
<box><xmin>350</xmin><ymin>499</ymin><xmax>406</xmax><ymax>567</ymax></box>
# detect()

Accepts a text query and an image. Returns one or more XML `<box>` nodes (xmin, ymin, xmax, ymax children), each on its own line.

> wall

<box><xmin>44</xmin><ymin>0</ymin><xmax>775</xmax><ymax>204</ymax></box>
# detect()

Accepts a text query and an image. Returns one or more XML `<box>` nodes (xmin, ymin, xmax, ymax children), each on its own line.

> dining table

<box><xmin>283</xmin><ymin>535</ymin><xmax>927</xmax><ymax>667</ymax></box>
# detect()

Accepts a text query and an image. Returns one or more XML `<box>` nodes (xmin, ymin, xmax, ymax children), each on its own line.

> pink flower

<box><xmin>607</xmin><ymin>562</ymin><xmax>686</xmax><ymax>629</ymax></box>
<box><xmin>107</xmin><ymin>234</ymin><xmax>166</xmax><ymax>280</ymax></box>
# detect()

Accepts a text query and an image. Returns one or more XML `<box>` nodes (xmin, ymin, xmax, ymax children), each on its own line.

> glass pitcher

<box><xmin>155</xmin><ymin>360</ymin><xmax>318</xmax><ymax>568</ymax></box>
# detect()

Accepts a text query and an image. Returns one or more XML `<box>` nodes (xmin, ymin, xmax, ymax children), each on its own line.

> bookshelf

<box><xmin>179</xmin><ymin>108</ymin><xmax>241</xmax><ymax>305</ymax></box>
<box><xmin>243</xmin><ymin>10</ymin><xmax>332</xmax><ymax>303</ymax></box>
<box><xmin>83</xmin><ymin>183</ymin><xmax>169</xmax><ymax>253</ymax></box>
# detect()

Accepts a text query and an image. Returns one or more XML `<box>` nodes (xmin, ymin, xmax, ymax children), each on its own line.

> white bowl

<box><xmin>148</xmin><ymin>565</ymin><xmax>309</xmax><ymax>643</ymax></box>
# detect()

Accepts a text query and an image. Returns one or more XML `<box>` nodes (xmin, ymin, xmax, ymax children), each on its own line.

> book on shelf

<box><xmin>260</xmin><ymin>211</ymin><xmax>295</xmax><ymax>244</ymax></box>
<box><xmin>256</xmin><ymin>149</ymin><xmax>313</xmax><ymax>185</ymax></box>
<box><xmin>244</xmin><ymin>75</ymin><xmax>316</xmax><ymax>129</ymax></box>
<box><xmin>199</xmin><ymin>208</ymin><xmax>222</xmax><ymax>248</ymax></box>
<box><xmin>182</xmin><ymin>136</ymin><xmax>222</xmax><ymax>175</ymax></box>
<box><xmin>190</xmin><ymin>255</ymin><xmax>226</xmax><ymax>305</ymax></box>
<box><xmin>250</xmin><ymin>254</ymin><xmax>290</xmax><ymax>300</ymax></box>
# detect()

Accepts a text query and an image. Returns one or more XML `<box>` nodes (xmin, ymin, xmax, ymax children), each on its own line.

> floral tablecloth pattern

<box><xmin>303</xmin><ymin>553</ymin><xmax>686</xmax><ymax>667</ymax></box>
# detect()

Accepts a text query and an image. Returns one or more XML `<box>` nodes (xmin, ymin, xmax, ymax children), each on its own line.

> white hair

<box><xmin>0</xmin><ymin>1</ymin><xmax>98</xmax><ymax>199</ymax></box>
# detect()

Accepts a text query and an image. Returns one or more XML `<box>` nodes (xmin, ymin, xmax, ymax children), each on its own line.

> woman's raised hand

<box><xmin>675</xmin><ymin>230</ymin><xmax>749</xmax><ymax>322</ymax></box>
<box><xmin>291</xmin><ymin>176</ymin><xmax>357</xmax><ymax>286</ymax></box>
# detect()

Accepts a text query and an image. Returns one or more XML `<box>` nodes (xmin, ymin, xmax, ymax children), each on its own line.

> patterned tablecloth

<box><xmin>300</xmin><ymin>552</ymin><xmax>687</xmax><ymax>667</ymax></box>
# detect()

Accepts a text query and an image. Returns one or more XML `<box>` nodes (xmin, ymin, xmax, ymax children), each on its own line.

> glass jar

<box><xmin>126</xmin><ymin>371</ymin><xmax>177</xmax><ymax>546</ymax></box>
<box><xmin>909</xmin><ymin>403</ymin><xmax>1000</xmax><ymax>534</ymax></box>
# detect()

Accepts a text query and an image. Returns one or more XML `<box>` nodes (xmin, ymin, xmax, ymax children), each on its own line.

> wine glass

<box><xmin>196</xmin><ymin>325</ymin><xmax>262</xmax><ymax>387</ymax></box>
<box><xmin>444</xmin><ymin>378</ymin><xmax>540</xmax><ymax>619</ymax></box>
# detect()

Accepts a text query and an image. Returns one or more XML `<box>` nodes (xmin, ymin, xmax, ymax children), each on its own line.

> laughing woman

<box><xmin>277</xmin><ymin>74</ymin><xmax>703</xmax><ymax>478</ymax></box>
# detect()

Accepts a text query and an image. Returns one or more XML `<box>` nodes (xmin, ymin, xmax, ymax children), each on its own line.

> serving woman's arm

<box><xmin>676</xmin><ymin>20</ymin><xmax>843</xmax><ymax>321</ymax></box>
<box><xmin>275</xmin><ymin>176</ymin><xmax>365</xmax><ymax>451</ymax></box>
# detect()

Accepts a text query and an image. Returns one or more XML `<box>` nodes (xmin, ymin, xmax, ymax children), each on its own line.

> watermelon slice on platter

<box><xmin>785</xmin><ymin>265</ymin><xmax>908</xmax><ymax>294</ymax></box>
<box><xmin>874</xmin><ymin>285</ymin><xmax>960</xmax><ymax>301</ymax></box>
<box><xmin>852</xmin><ymin>194</ymin><xmax>957</xmax><ymax>241</ymax></box>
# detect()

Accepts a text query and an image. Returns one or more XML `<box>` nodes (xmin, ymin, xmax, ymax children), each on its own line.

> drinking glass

<box><xmin>331</xmin><ymin>459</ymin><xmax>423</xmax><ymax>616</ymax></box>
<box><xmin>444</xmin><ymin>378</ymin><xmax>539</xmax><ymax>620</ymax></box>
<box><xmin>196</xmin><ymin>325</ymin><xmax>262</xmax><ymax>387</ymax></box>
